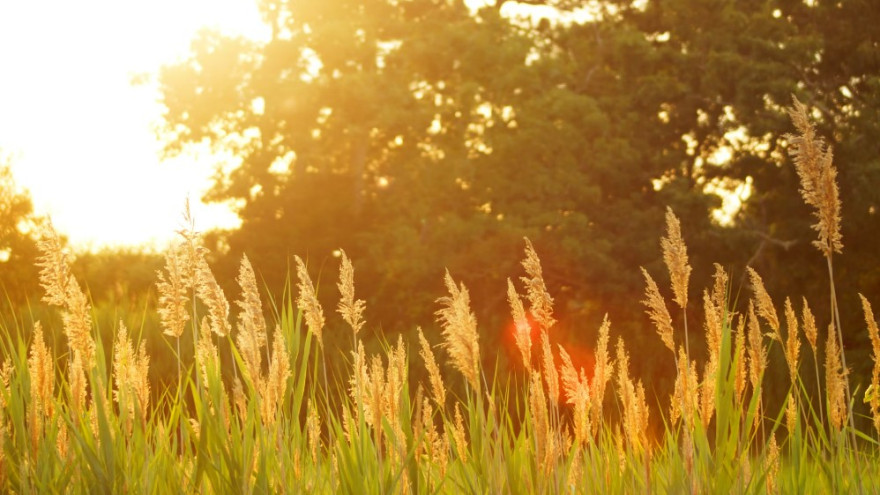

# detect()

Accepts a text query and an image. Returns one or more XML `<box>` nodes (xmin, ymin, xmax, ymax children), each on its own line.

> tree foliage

<box><xmin>0</xmin><ymin>157</ymin><xmax>43</xmax><ymax>304</ymax></box>
<box><xmin>158</xmin><ymin>0</ymin><xmax>880</xmax><ymax>383</ymax></box>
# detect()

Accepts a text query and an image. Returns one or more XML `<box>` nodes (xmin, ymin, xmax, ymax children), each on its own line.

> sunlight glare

<box><xmin>0</xmin><ymin>0</ymin><xmax>269</xmax><ymax>250</ymax></box>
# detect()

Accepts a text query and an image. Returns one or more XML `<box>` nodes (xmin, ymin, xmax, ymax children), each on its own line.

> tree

<box><xmin>0</xmin><ymin>157</ymin><xmax>44</xmax><ymax>303</ymax></box>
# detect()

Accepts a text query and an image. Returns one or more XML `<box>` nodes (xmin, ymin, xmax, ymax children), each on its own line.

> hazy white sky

<box><xmin>0</xmin><ymin>0</ymin><xmax>269</xmax><ymax>250</ymax></box>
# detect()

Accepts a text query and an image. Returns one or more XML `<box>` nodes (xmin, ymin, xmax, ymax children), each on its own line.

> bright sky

<box><xmin>0</xmin><ymin>0</ymin><xmax>270</xmax><ymax>251</ymax></box>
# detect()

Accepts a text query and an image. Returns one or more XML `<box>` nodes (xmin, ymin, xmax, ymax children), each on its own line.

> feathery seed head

<box><xmin>711</xmin><ymin>263</ymin><xmax>729</xmax><ymax>320</ymax></box>
<box><xmin>825</xmin><ymin>325</ymin><xmax>847</xmax><ymax>431</ymax></box>
<box><xmin>540</xmin><ymin>331</ymin><xmax>559</xmax><ymax>405</ymax></box>
<box><xmin>859</xmin><ymin>294</ymin><xmax>880</xmax><ymax>434</ymax></box>
<box><xmin>747</xmin><ymin>301</ymin><xmax>767</xmax><ymax>387</ymax></box>
<box><xmin>417</xmin><ymin>327</ymin><xmax>446</xmax><ymax>412</ymax></box>
<box><xmin>786</xmin><ymin>97</ymin><xmax>843</xmax><ymax>256</ymax></box>
<box><xmin>507</xmin><ymin>278</ymin><xmax>533</xmax><ymax>371</ymax></box>
<box><xmin>520</xmin><ymin>238</ymin><xmax>556</xmax><ymax>332</ymax></box>
<box><xmin>435</xmin><ymin>270</ymin><xmax>481</xmax><ymax>392</ymax></box>
<box><xmin>661</xmin><ymin>207</ymin><xmax>691</xmax><ymax>309</ymax></box>
<box><xmin>157</xmin><ymin>243</ymin><xmax>193</xmax><ymax>339</ymax></box>
<box><xmin>802</xmin><ymin>298</ymin><xmax>818</xmax><ymax>354</ymax></box>
<box><xmin>747</xmin><ymin>267</ymin><xmax>779</xmax><ymax>333</ymax></box>
<box><xmin>336</xmin><ymin>249</ymin><xmax>366</xmax><ymax>336</ymax></box>
<box><xmin>591</xmin><ymin>315</ymin><xmax>611</xmax><ymax>437</ymax></box>
<box><xmin>295</xmin><ymin>256</ymin><xmax>325</xmax><ymax>349</ymax></box>
<box><xmin>783</xmin><ymin>298</ymin><xmax>800</xmax><ymax>384</ymax></box>
<box><xmin>28</xmin><ymin>322</ymin><xmax>55</xmax><ymax>421</ymax></box>
<box><xmin>641</xmin><ymin>268</ymin><xmax>675</xmax><ymax>352</ymax></box>
<box><xmin>196</xmin><ymin>255</ymin><xmax>230</xmax><ymax>338</ymax></box>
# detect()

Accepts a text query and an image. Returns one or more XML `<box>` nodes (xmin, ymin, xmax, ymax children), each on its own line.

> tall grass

<box><xmin>0</xmin><ymin>101</ymin><xmax>879</xmax><ymax>494</ymax></box>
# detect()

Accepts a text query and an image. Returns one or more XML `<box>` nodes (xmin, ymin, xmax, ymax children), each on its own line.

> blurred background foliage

<box><xmin>2</xmin><ymin>0</ymin><xmax>879</xmax><ymax>411</ymax></box>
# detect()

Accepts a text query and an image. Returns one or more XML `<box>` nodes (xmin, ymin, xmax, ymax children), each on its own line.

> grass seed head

<box><xmin>336</xmin><ymin>249</ymin><xmax>366</xmax><ymax>336</ymax></box>
<box><xmin>802</xmin><ymin>297</ymin><xmax>819</xmax><ymax>355</ymax></box>
<box><xmin>859</xmin><ymin>294</ymin><xmax>880</xmax><ymax>433</ymax></box>
<box><xmin>507</xmin><ymin>278</ymin><xmax>533</xmax><ymax>371</ymax></box>
<box><xmin>295</xmin><ymin>256</ymin><xmax>325</xmax><ymax>349</ymax></box>
<box><xmin>661</xmin><ymin>207</ymin><xmax>691</xmax><ymax>309</ymax></box>
<box><xmin>747</xmin><ymin>267</ymin><xmax>779</xmax><ymax>333</ymax></box>
<box><xmin>825</xmin><ymin>325</ymin><xmax>847</xmax><ymax>431</ymax></box>
<box><xmin>783</xmin><ymin>297</ymin><xmax>800</xmax><ymax>384</ymax></box>
<box><xmin>786</xmin><ymin>96</ymin><xmax>843</xmax><ymax>256</ymax></box>
<box><xmin>641</xmin><ymin>268</ymin><xmax>675</xmax><ymax>353</ymax></box>
<box><xmin>435</xmin><ymin>270</ymin><xmax>481</xmax><ymax>392</ymax></box>
<box><xmin>417</xmin><ymin>327</ymin><xmax>446</xmax><ymax>413</ymax></box>
<box><xmin>540</xmin><ymin>330</ymin><xmax>559</xmax><ymax>405</ymax></box>
<box><xmin>521</xmin><ymin>237</ymin><xmax>556</xmax><ymax>332</ymax></box>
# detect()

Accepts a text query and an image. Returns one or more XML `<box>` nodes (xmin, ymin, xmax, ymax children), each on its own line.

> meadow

<box><xmin>0</xmin><ymin>102</ymin><xmax>879</xmax><ymax>494</ymax></box>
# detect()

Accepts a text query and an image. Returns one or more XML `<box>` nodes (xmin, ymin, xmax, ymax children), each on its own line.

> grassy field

<box><xmin>0</xmin><ymin>103</ymin><xmax>878</xmax><ymax>494</ymax></box>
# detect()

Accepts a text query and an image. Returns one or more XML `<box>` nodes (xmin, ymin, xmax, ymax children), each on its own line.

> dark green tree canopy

<box><xmin>158</xmin><ymin>0</ymin><xmax>880</xmax><ymax>381</ymax></box>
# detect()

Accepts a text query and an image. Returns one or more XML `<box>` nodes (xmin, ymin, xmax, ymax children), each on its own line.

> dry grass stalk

<box><xmin>591</xmin><ymin>316</ymin><xmax>612</xmax><ymax>436</ymax></box>
<box><xmin>528</xmin><ymin>370</ymin><xmax>554</xmax><ymax>472</ymax></box>
<box><xmin>783</xmin><ymin>298</ymin><xmax>800</xmax><ymax>385</ymax></box>
<box><xmin>786</xmin><ymin>96</ymin><xmax>843</xmax><ymax>256</ymax></box>
<box><xmin>616</xmin><ymin>338</ymin><xmax>649</xmax><ymax>451</ymax></box>
<box><xmin>825</xmin><ymin>325</ymin><xmax>847</xmax><ymax>432</ymax></box>
<box><xmin>733</xmin><ymin>316</ymin><xmax>748</xmax><ymax>405</ymax></box>
<box><xmin>112</xmin><ymin>322</ymin><xmax>151</xmax><ymax>435</ymax></box>
<box><xmin>294</xmin><ymin>256</ymin><xmax>326</xmax><ymax>349</ymax></box>
<box><xmin>671</xmin><ymin>347</ymin><xmax>699</xmax><ymax>427</ymax></box>
<box><xmin>701</xmin><ymin>359</ymin><xmax>717</xmax><ymax>428</ymax></box>
<box><xmin>641</xmin><ymin>268</ymin><xmax>675</xmax><ymax>353</ymax></box>
<box><xmin>540</xmin><ymin>331</ymin><xmax>559</xmax><ymax>406</ymax></box>
<box><xmin>336</xmin><ymin>249</ymin><xmax>365</xmax><ymax>336</ymax></box>
<box><xmin>859</xmin><ymin>294</ymin><xmax>880</xmax><ymax>433</ymax></box>
<box><xmin>37</xmin><ymin>223</ymin><xmax>95</xmax><ymax>367</ymax></box>
<box><xmin>711</xmin><ymin>263</ymin><xmax>729</xmax><ymax>320</ymax></box>
<box><xmin>747</xmin><ymin>267</ymin><xmax>779</xmax><ymax>334</ymax></box>
<box><xmin>521</xmin><ymin>238</ymin><xmax>556</xmax><ymax>332</ymax></box>
<box><xmin>802</xmin><ymin>297</ymin><xmax>819</xmax><ymax>355</ymax></box>
<box><xmin>452</xmin><ymin>402</ymin><xmax>469</xmax><ymax>463</ymax></box>
<box><xmin>746</xmin><ymin>301</ymin><xmax>767</xmax><ymax>388</ymax></box>
<box><xmin>236</xmin><ymin>256</ymin><xmax>268</xmax><ymax>385</ymax></box>
<box><xmin>261</xmin><ymin>325</ymin><xmax>290</xmax><ymax>426</ymax></box>
<box><xmin>196</xmin><ymin>254</ymin><xmax>230</xmax><ymax>338</ymax></box>
<box><xmin>765</xmin><ymin>433</ymin><xmax>780</xmax><ymax>494</ymax></box>
<box><xmin>196</xmin><ymin>317</ymin><xmax>220</xmax><ymax>387</ymax></box>
<box><xmin>419</xmin><ymin>397</ymin><xmax>447</xmax><ymax>481</ymax></box>
<box><xmin>417</xmin><ymin>328</ymin><xmax>446</xmax><ymax>413</ymax></box>
<box><xmin>28</xmin><ymin>322</ymin><xmax>54</xmax><ymax>448</ymax></box>
<box><xmin>700</xmin><ymin>295</ymin><xmax>719</xmax><ymax>427</ymax></box>
<box><xmin>156</xmin><ymin>243</ymin><xmax>193</xmax><ymax>339</ymax></box>
<box><xmin>435</xmin><ymin>270</ymin><xmax>481</xmax><ymax>393</ymax></box>
<box><xmin>383</xmin><ymin>336</ymin><xmax>407</xmax><ymax>450</ymax></box>
<box><xmin>558</xmin><ymin>345</ymin><xmax>591</xmax><ymax>445</ymax></box>
<box><xmin>68</xmin><ymin>352</ymin><xmax>87</xmax><ymax>415</ymax></box>
<box><xmin>507</xmin><ymin>278</ymin><xmax>533</xmax><ymax>371</ymax></box>
<box><xmin>703</xmin><ymin>291</ymin><xmax>722</xmax><ymax>367</ymax></box>
<box><xmin>661</xmin><ymin>207</ymin><xmax>691</xmax><ymax>310</ymax></box>
<box><xmin>306</xmin><ymin>399</ymin><xmax>321</xmax><ymax>464</ymax></box>
<box><xmin>365</xmin><ymin>355</ymin><xmax>385</xmax><ymax>433</ymax></box>
<box><xmin>349</xmin><ymin>341</ymin><xmax>368</xmax><ymax>422</ymax></box>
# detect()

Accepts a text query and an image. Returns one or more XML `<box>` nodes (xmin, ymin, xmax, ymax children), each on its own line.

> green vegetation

<box><xmin>0</xmin><ymin>100</ymin><xmax>879</xmax><ymax>493</ymax></box>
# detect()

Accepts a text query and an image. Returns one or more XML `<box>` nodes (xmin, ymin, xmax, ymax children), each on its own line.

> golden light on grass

<box><xmin>661</xmin><ymin>207</ymin><xmax>691</xmax><ymax>310</ymax></box>
<box><xmin>436</xmin><ymin>270</ymin><xmax>481</xmax><ymax>393</ymax></box>
<box><xmin>295</xmin><ymin>255</ymin><xmax>326</xmax><ymax>349</ymax></box>
<box><xmin>641</xmin><ymin>268</ymin><xmax>675</xmax><ymax>353</ymax></box>
<box><xmin>507</xmin><ymin>278</ymin><xmax>533</xmax><ymax>371</ymax></box>
<box><xmin>521</xmin><ymin>238</ymin><xmax>556</xmax><ymax>333</ymax></box>
<box><xmin>337</xmin><ymin>249</ymin><xmax>366</xmax><ymax>336</ymax></box>
<box><xmin>858</xmin><ymin>294</ymin><xmax>880</xmax><ymax>433</ymax></box>
<box><xmin>786</xmin><ymin>96</ymin><xmax>843</xmax><ymax>257</ymax></box>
